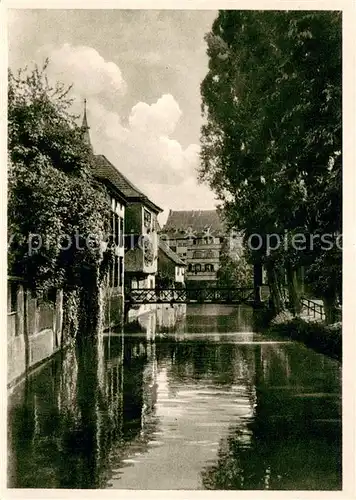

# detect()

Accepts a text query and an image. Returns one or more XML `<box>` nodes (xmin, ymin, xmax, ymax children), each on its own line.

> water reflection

<box><xmin>201</xmin><ymin>342</ymin><xmax>341</xmax><ymax>490</ymax></box>
<box><xmin>8</xmin><ymin>305</ymin><xmax>341</xmax><ymax>490</ymax></box>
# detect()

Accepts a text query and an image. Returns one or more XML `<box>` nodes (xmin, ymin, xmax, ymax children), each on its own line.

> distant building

<box><xmin>162</xmin><ymin>210</ymin><xmax>226</xmax><ymax>287</ymax></box>
<box><xmin>157</xmin><ymin>239</ymin><xmax>186</xmax><ymax>287</ymax></box>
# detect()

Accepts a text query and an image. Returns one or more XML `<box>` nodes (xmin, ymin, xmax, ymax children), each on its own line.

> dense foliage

<box><xmin>216</xmin><ymin>236</ymin><xmax>253</xmax><ymax>288</ymax></box>
<box><xmin>200</xmin><ymin>11</ymin><xmax>341</xmax><ymax>320</ymax></box>
<box><xmin>8</xmin><ymin>61</ymin><xmax>113</xmax><ymax>302</ymax></box>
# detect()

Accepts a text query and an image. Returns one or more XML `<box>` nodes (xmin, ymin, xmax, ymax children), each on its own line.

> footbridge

<box><xmin>125</xmin><ymin>287</ymin><xmax>268</xmax><ymax>307</ymax></box>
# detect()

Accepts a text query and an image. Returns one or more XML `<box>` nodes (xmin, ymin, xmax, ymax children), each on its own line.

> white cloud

<box><xmin>37</xmin><ymin>43</ymin><xmax>216</xmax><ymax>213</ymax></box>
<box><xmin>38</xmin><ymin>43</ymin><xmax>126</xmax><ymax>109</ymax></box>
<box><xmin>129</xmin><ymin>94</ymin><xmax>182</xmax><ymax>137</ymax></box>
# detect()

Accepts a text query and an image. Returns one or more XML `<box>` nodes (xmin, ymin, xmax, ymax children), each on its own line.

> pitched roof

<box><xmin>94</xmin><ymin>154</ymin><xmax>162</xmax><ymax>213</ymax></box>
<box><xmin>163</xmin><ymin>209</ymin><xmax>225</xmax><ymax>235</ymax></box>
<box><xmin>158</xmin><ymin>240</ymin><xmax>186</xmax><ymax>266</ymax></box>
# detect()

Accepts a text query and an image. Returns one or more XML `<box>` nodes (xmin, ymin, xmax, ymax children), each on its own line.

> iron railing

<box><xmin>126</xmin><ymin>287</ymin><xmax>257</xmax><ymax>305</ymax></box>
<box><xmin>300</xmin><ymin>297</ymin><xmax>325</xmax><ymax>320</ymax></box>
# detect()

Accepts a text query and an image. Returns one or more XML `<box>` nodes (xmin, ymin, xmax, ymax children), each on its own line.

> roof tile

<box><xmin>158</xmin><ymin>239</ymin><xmax>186</xmax><ymax>266</ymax></box>
<box><xmin>93</xmin><ymin>154</ymin><xmax>162</xmax><ymax>213</ymax></box>
<box><xmin>163</xmin><ymin>209</ymin><xmax>225</xmax><ymax>235</ymax></box>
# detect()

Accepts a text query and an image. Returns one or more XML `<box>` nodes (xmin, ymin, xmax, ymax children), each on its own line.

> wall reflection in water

<box><xmin>8</xmin><ymin>305</ymin><xmax>341</xmax><ymax>490</ymax></box>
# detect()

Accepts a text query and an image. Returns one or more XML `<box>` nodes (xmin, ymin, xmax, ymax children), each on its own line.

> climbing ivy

<box><xmin>8</xmin><ymin>61</ymin><xmax>114</xmax><ymax>303</ymax></box>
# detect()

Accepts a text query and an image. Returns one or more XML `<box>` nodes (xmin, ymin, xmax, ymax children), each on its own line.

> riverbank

<box><xmin>266</xmin><ymin>315</ymin><xmax>341</xmax><ymax>361</ymax></box>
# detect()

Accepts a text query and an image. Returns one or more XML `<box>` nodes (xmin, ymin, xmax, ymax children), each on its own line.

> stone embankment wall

<box><xmin>7</xmin><ymin>279</ymin><xmax>65</xmax><ymax>388</ymax></box>
<box><xmin>8</xmin><ymin>279</ymin><xmax>128</xmax><ymax>388</ymax></box>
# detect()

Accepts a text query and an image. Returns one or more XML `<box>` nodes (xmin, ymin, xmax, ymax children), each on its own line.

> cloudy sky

<box><xmin>8</xmin><ymin>9</ymin><xmax>219</xmax><ymax>222</ymax></box>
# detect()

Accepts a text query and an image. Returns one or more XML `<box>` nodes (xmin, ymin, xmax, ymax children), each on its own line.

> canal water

<box><xmin>8</xmin><ymin>304</ymin><xmax>342</xmax><ymax>490</ymax></box>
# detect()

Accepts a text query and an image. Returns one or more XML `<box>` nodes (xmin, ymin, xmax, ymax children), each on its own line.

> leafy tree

<box><xmin>200</xmin><ymin>11</ymin><xmax>341</xmax><ymax>321</ymax></box>
<box><xmin>8</xmin><ymin>61</ymin><xmax>114</xmax><ymax>334</ymax></box>
<box><xmin>217</xmin><ymin>236</ymin><xmax>253</xmax><ymax>288</ymax></box>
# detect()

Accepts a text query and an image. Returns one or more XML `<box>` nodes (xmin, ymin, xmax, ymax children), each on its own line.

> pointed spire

<box><xmin>82</xmin><ymin>98</ymin><xmax>89</xmax><ymax>129</ymax></box>
<box><xmin>81</xmin><ymin>98</ymin><xmax>93</xmax><ymax>152</ymax></box>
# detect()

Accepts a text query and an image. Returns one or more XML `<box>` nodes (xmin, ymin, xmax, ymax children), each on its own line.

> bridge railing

<box><xmin>128</xmin><ymin>288</ymin><xmax>185</xmax><ymax>303</ymax></box>
<box><xmin>300</xmin><ymin>297</ymin><xmax>325</xmax><ymax>320</ymax></box>
<box><xmin>126</xmin><ymin>287</ymin><xmax>258</xmax><ymax>304</ymax></box>
<box><xmin>300</xmin><ymin>296</ymin><xmax>342</xmax><ymax>322</ymax></box>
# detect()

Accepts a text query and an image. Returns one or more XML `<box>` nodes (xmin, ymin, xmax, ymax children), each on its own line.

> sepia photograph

<box><xmin>5</xmin><ymin>5</ymin><xmax>347</xmax><ymax>493</ymax></box>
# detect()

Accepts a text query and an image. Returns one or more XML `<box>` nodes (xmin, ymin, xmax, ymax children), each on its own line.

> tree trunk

<box><xmin>266</xmin><ymin>263</ymin><xmax>284</xmax><ymax>314</ymax></box>
<box><xmin>286</xmin><ymin>263</ymin><xmax>301</xmax><ymax>316</ymax></box>
<box><xmin>323</xmin><ymin>295</ymin><xmax>338</xmax><ymax>325</ymax></box>
<box><xmin>253</xmin><ymin>263</ymin><xmax>263</xmax><ymax>303</ymax></box>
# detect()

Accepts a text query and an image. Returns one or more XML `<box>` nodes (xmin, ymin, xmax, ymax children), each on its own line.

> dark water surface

<box><xmin>8</xmin><ymin>304</ymin><xmax>342</xmax><ymax>490</ymax></box>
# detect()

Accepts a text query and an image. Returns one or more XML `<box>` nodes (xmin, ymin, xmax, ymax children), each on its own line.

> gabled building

<box><xmin>162</xmin><ymin>210</ymin><xmax>226</xmax><ymax>287</ymax></box>
<box><xmin>157</xmin><ymin>239</ymin><xmax>186</xmax><ymax>288</ymax></box>
<box><xmin>94</xmin><ymin>155</ymin><xmax>162</xmax><ymax>294</ymax></box>
<box><xmin>93</xmin><ymin>158</ymin><xmax>126</xmax><ymax>290</ymax></box>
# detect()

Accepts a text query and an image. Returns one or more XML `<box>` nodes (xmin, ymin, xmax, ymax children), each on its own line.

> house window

<box><xmin>47</xmin><ymin>288</ymin><xmax>57</xmax><ymax>304</ymax></box>
<box><xmin>188</xmin><ymin>264</ymin><xmax>193</xmax><ymax>272</ymax></box>
<box><xmin>113</xmin><ymin>256</ymin><xmax>119</xmax><ymax>288</ymax></box>
<box><xmin>106</xmin><ymin>267</ymin><xmax>110</xmax><ymax>287</ymax></box>
<box><xmin>9</xmin><ymin>282</ymin><xmax>18</xmax><ymax>314</ymax></box>
<box><xmin>109</xmin><ymin>260</ymin><xmax>113</xmax><ymax>288</ymax></box>
<box><xmin>143</xmin><ymin>208</ymin><xmax>152</xmax><ymax>230</ymax></box>
<box><xmin>193</xmin><ymin>250</ymin><xmax>206</xmax><ymax>259</ymax></box>
<box><xmin>119</xmin><ymin>257</ymin><xmax>123</xmax><ymax>287</ymax></box>
<box><xmin>112</xmin><ymin>213</ymin><xmax>116</xmax><ymax>243</ymax></box>
<box><xmin>109</xmin><ymin>256</ymin><xmax>119</xmax><ymax>288</ymax></box>
<box><xmin>205</xmin><ymin>264</ymin><xmax>214</xmax><ymax>272</ymax></box>
<box><xmin>114</xmin><ymin>213</ymin><xmax>120</xmax><ymax>246</ymax></box>
<box><xmin>195</xmin><ymin>264</ymin><xmax>201</xmax><ymax>272</ymax></box>
<box><xmin>110</xmin><ymin>211</ymin><xmax>120</xmax><ymax>246</ymax></box>
<box><xmin>119</xmin><ymin>217</ymin><xmax>124</xmax><ymax>246</ymax></box>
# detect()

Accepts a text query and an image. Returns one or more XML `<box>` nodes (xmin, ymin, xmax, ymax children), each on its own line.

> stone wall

<box><xmin>7</xmin><ymin>279</ymin><xmax>64</xmax><ymax>388</ymax></box>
